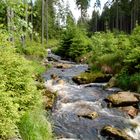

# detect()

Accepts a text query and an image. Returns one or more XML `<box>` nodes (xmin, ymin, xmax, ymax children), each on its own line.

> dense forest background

<box><xmin>0</xmin><ymin>0</ymin><xmax>140</xmax><ymax>139</ymax></box>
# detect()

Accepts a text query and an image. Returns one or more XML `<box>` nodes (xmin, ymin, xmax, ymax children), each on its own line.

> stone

<box><xmin>56</xmin><ymin>63</ymin><xmax>72</xmax><ymax>69</ymax></box>
<box><xmin>119</xmin><ymin>106</ymin><xmax>138</xmax><ymax>118</ymax></box>
<box><xmin>43</xmin><ymin>90</ymin><xmax>57</xmax><ymax>110</ymax></box>
<box><xmin>78</xmin><ymin>111</ymin><xmax>99</xmax><ymax>120</ymax></box>
<box><xmin>51</xmin><ymin>73</ymin><xmax>59</xmax><ymax>80</ymax></box>
<box><xmin>107</xmin><ymin>77</ymin><xmax>118</xmax><ymax>88</ymax></box>
<box><xmin>106</xmin><ymin>92</ymin><xmax>139</xmax><ymax>107</ymax></box>
<box><xmin>101</xmin><ymin>126</ymin><xmax>134</xmax><ymax>140</ymax></box>
<box><xmin>72</xmin><ymin>72</ymin><xmax>112</xmax><ymax>84</ymax></box>
<box><xmin>57</xmin><ymin>79</ymin><xmax>65</xmax><ymax>85</ymax></box>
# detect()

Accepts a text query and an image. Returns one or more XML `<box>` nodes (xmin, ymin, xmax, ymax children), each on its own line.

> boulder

<box><xmin>43</xmin><ymin>90</ymin><xmax>57</xmax><ymax>110</ymax></box>
<box><xmin>78</xmin><ymin>111</ymin><xmax>99</xmax><ymax>120</ymax></box>
<box><xmin>56</xmin><ymin>63</ymin><xmax>72</xmax><ymax>69</ymax></box>
<box><xmin>72</xmin><ymin>72</ymin><xmax>112</xmax><ymax>84</ymax></box>
<box><xmin>119</xmin><ymin>106</ymin><xmax>138</xmax><ymax>118</ymax></box>
<box><xmin>106</xmin><ymin>92</ymin><xmax>139</xmax><ymax>107</ymax></box>
<box><xmin>57</xmin><ymin>79</ymin><xmax>65</xmax><ymax>85</ymax></box>
<box><xmin>107</xmin><ymin>77</ymin><xmax>118</xmax><ymax>88</ymax></box>
<box><xmin>101</xmin><ymin>126</ymin><xmax>134</xmax><ymax>140</ymax></box>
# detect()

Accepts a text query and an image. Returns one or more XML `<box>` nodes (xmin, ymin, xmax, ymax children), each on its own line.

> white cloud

<box><xmin>67</xmin><ymin>0</ymin><xmax>108</xmax><ymax>21</ymax></box>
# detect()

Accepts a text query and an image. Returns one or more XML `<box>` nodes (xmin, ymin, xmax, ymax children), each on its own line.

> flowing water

<box><xmin>43</xmin><ymin>54</ymin><xmax>140</xmax><ymax>140</ymax></box>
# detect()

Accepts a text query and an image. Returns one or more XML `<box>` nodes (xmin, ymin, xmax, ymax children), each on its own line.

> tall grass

<box><xmin>18</xmin><ymin>110</ymin><xmax>54</xmax><ymax>140</ymax></box>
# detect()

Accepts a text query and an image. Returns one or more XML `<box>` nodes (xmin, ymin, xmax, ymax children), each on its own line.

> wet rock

<box><xmin>119</xmin><ymin>106</ymin><xmax>138</xmax><ymax>118</ymax></box>
<box><xmin>78</xmin><ymin>111</ymin><xmax>99</xmax><ymax>120</ymax></box>
<box><xmin>107</xmin><ymin>77</ymin><xmax>118</xmax><ymax>88</ymax></box>
<box><xmin>57</xmin><ymin>79</ymin><xmax>65</xmax><ymax>85</ymax></box>
<box><xmin>51</xmin><ymin>73</ymin><xmax>59</xmax><ymax>80</ymax></box>
<box><xmin>56</xmin><ymin>63</ymin><xmax>72</xmax><ymax>69</ymax></box>
<box><xmin>101</xmin><ymin>126</ymin><xmax>134</xmax><ymax>140</ymax></box>
<box><xmin>106</xmin><ymin>92</ymin><xmax>139</xmax><ymax>107</ymax></box>
<box><xmin>43</xmin><ymin>89</ymin><xmax>57</xmax><ymax>110</ymax></box>
<box><xmin>72</xmin><ymin>72</ymin><xmax>112</xmax><ymax>84</ymax></box>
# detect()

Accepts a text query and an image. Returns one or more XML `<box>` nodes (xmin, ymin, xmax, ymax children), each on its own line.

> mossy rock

<box><xmin>78</xmin><ymin>111</ymin><xmax>99</xmax><ymax>120</ymax></box>
<box><xmin>106</xmin><ymin>92</ymin><xmax>139</xmax><ymax>107</ymax></box>
<box><xmin>72</xmin><ymin>72</ymin><xmax>112</xmax><ymax>84</ymax></box>
<box><xmin>107</xmin><ymin>77</ymin><xmax>118</xmax><ymax>88</ymax></box>
<box><xmin>101</xmin><ymin>126</ymin><xmax>134</xmax><ymax>140</ymax></box>
<box><xmin>43</xmin><ymin>90</ymin><xmax>57</xmax><ymax>110</ymax></box>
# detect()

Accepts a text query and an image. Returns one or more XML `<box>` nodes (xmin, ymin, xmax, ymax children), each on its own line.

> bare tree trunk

<box><xmin>7</xmin><ymin>6</ymin><xmax>14</xmax><ymax>43</ymax></box>
<box><xmin>42</xmin><ymin>0</ymin><xmax>44</xmax><ymax>47</ymax></box>
<box><xmin>7</xmin><ymin>7</ymin><xmax>10</xmax><ymax>32</ymax></box>
<box><xmin>45</xmin><ymin>0</ymin><xmax>48</xmax><ymax>48</ymax></box>
<box><xmin>116</xmin><ymin>0</ymin><xmax>119</xmax><ymax>30</ymax></box>
<box><xmin>131</xmin><ymin>9</ymin><xmax>133</xmax><ymax>32</ymax></box>
<box><xmin>30</xmin><ymin>0</ymin><xmax>33</xmax><ymax>41</ymax></box>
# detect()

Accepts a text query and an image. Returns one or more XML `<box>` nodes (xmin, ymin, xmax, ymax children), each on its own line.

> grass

<box><xmin>18</xmin><ymin>109</ymin><xmax>54</xmax><ymax>140</ymax></box>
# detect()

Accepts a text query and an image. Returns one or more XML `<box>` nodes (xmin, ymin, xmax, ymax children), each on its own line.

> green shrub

<box><xmin>69</xmin><ymin>32</ymin><xmax>92</xmax><ymax>61</ymax></box>
<box><xmin>16</xmin><ymin>39</ymin><xmax>46</xmax><ymax>58</ymax></box>
<box><xmin>0</xmin><ymin>44</ymin><xmax>41</xmax><ymax>138</ymax></box>
<box><xmin>130</xmin><ymin>25</ymin><xmax>140</xmax><ymax>47</ymax></box>
<box><xmin>117</xmin><ymin>70</ymin><xmax>130</xmax><ymax>90</ymax></box>
<box><xmin>124</xmin><ymin>47</ymin><xmax>140</xmax><ymax>71</ymax></box>
<box><xmin>130</xmin><ymin>73</ymin><xmax>140</xmax><ymax>93</ymax></box>
<box><xmin>19</xmin><ymin>110</ymin><xmax>54</xmax><ymax>140</ymax></box>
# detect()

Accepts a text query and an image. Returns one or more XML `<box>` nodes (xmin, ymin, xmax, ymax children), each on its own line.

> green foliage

<box><xmin>16</xmin><ymin>39</ymin><xmax>46</xmax><ymax>58</ymax></box>
<box><xmin>57</xmin><ymin>24</ymin><xmax>92</xmax><ymax>61</ymax></box>
<box><xmin>117</xmin><ymin>70</ymin><xmax>130</xmax><ymax>90</ymax></box>
<box><xmin>0</xmin><ymin>35</ymin><xmax>42</xmax><ymax>138</ymax></box>
<box><xmin>124</xmin><ymin>47</ymin><xmax>140</xmax><ymax>70</ymax></box>
<box><xmin>130</xmin><ymin>25</ymin><xmax>140</xmax><ymax>47</ymax></box>
<box><xmin>19</xmin><ymin>110</ymin><xmax>53</xmax><ymax>140</ymax></box>
<box><xmin>69</xmin><ymin>31</ymin><xmax>92</xmax><ymax>61</ymax></box>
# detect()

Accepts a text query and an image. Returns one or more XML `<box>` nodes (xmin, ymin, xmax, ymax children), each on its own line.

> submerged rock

<box><xmin>78</xmin><ymin>111</ymin><xmax>99</xmax><ymax>120</ymax></box>
<box><xmin>72</xmin><ymin>72</ymin><xmax>112</xmax><ymax>84</ymax></box>
<box><xmin>106</xmin><ymin>92</ymin><xmax>139</xmax><ymax>107</ymax></box>
<box><xmin>101</xmin><ymin>126</ymin><xmax>134</xmax><ymax>140</ymax></box>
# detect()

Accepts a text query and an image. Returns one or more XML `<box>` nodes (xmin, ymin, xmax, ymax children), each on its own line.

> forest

<box><xmin>0</xmin><ymin>0</ymin><xmax>140</xmax><ymax>140</ymax></box>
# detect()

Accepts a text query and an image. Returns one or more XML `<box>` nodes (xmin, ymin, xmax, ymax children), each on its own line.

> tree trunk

<box><xmin>116</xmin><ymin>0</ymin><xmax>119</xmax><ymax>30</ymax></box>
<box><xmin>42</xmin><ymin>0</ymin><xmax>44</xmax><ymax>47</ymax></box>
<box><xmin>30</xmin><ymin>0</ymin><xmax>33</xmax><ymax>41</ymax></box>
<box><xmin>45</xmin><ymin>0</ymin><xmax>48</xmax><ymax>48</ymax></box>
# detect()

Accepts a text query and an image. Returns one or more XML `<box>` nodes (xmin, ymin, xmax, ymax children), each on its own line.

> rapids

<box><xmin>43</xmin><ymin>54</ymin><xmax>140</xmax><ymax>140</ymax></box>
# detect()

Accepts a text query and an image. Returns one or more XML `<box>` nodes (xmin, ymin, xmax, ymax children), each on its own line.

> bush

<box><xmin>117</xmin><ymin>70</ymin><xmax>130</xmax><ymax>90</ymax></box>
<box><xmin>124</xmin><ymin>47</ymin><xmax>140</xmax><ymax>71</ymax></box>
<box><xmin>16</xmin><ymin>39</ymin><xmax>46</xmax><ymax>58</ymax></box>
<box><xmin>69</xmin><ymin>32</ymin><xmax>92</xmax><ymax>61</ymax></box>
<box><xmin>130</xmin><ymin>73</ymin><xmax>140</xmax><ymax>93</ymax></box>
<box><xmin>0</xmin><ymin>41</ymin><xmax>41</xmax><ymax>138</ymax></box>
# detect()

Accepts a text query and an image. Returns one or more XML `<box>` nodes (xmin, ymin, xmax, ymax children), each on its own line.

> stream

<box><xmin>43</xmin><ymin>54</ymin><xmax>140</xmax><ymax>140</ymax></box>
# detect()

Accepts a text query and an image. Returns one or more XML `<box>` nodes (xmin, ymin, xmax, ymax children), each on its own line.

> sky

<box><xmin>66</xmin><ymin>0</ymin><xmax>108</xmax><ymax>21</ymax></box>
<box><xmin>33</xmin><ymin>0</ymin><xmax>108</xmax><ymax>21</ymax></box>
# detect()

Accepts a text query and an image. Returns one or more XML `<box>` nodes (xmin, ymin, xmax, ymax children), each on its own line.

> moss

<box><xmin>43</xmin><ymin>90</ymin><xmax>57</xmax><ymax>110</ymax></box>
<box><xmin>72</xmin><ymin>72</ymin><xmax>112</xmax><ymax>84</ymax></box>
